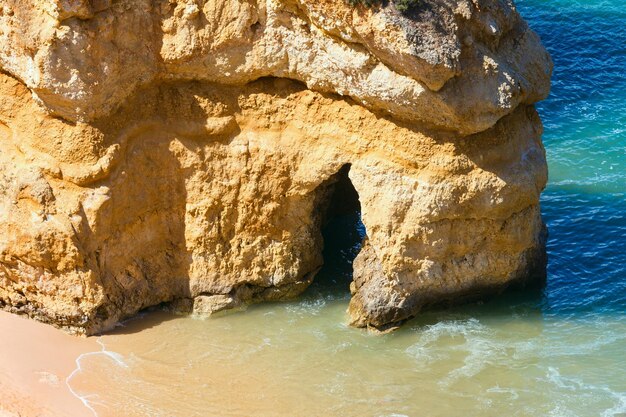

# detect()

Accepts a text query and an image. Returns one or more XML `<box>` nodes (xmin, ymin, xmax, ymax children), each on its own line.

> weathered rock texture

<box><xmin>0</xmin><ymin>0</ymin><xmax>551</xmax><ymax>334</ymax></box>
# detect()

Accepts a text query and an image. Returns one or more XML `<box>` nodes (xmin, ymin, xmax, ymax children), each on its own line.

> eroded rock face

<box><xmin>0</xmin><ymin>0</ymin><xmax>551</xmax><ymax>334</ymax></box>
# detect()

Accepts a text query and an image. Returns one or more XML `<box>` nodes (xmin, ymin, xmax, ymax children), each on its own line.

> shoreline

<box><xmin>0</xmin><ymin>311</ymin><xmax>97</xmax><ymax>417</ymax></box>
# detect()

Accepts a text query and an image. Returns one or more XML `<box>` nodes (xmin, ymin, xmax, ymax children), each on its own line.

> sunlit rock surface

<box><xmin>0</xmin><ymin>0</ymin><xmax>551</xmax><ymax>334</ymax></box>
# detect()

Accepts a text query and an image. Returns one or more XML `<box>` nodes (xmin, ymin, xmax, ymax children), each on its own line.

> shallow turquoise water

<box><xmin>71</xmin><ymin>2</ymin><xmax>626</xmax><ymax>416</ymax></box>
<box><xmin>519</xmin><ymin>0</ymin><xmax>626</xmax><ymax>195</ymax></box>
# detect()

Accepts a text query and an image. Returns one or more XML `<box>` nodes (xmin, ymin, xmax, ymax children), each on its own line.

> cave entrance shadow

<box><xmin>303</xmin><ymin>164</ymin><xmax>367</xmax><ymax>300</ymax></box>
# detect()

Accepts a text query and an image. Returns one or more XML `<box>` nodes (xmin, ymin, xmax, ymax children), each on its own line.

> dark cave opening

<box><xmin>308</xmin><ymin>164</ymin><xmax>367</xmax><ymax>298</ymax></box>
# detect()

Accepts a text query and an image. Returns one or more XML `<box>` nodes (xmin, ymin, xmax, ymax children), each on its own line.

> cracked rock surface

<box><xmin>0</xmin><ymin>0</ymin><xmax>551</xmax><ymax>334</ymax></box>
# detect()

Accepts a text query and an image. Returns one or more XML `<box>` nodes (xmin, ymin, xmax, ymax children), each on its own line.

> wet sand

<box><xmin>0</xmin><ymin>311</ymin><xmax>96</xmax><ymax>417</ymax></box>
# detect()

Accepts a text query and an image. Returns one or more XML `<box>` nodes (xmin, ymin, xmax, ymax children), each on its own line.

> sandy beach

<box><xmin>0</xmin><ymin>312</ymin><xmax>96</xmax><ymax>417</ymax></box>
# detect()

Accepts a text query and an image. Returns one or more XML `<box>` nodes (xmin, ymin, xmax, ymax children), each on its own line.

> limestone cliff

<box><xmin>0</xmin><ymin>0</ymin><xmax>551</xmax><ymax>334</ymax></box>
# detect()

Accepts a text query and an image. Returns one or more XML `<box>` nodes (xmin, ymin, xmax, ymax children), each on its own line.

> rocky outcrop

<box><xmin>0</xmin><ymin>0</ymin><xmax>551</xmax><ymax>334</ymax></box>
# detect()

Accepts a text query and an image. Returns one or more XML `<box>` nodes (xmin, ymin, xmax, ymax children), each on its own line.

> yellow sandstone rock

<box><xmin>0</xmin><ymin>0</ymin><xmax>551</xmax><ymax>334</ymax></box>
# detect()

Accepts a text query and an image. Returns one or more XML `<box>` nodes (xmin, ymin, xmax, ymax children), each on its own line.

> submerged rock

<box><xmin>0</xmin><ymin>0</ymin><xmax>551</xmax><ymax>334</ymax></box>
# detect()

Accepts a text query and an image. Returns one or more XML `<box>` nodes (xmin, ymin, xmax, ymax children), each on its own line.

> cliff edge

<box><xmin>0</xmin><ymin>0</ymin><xmax>551</xmax><ymax>334</ymax></box>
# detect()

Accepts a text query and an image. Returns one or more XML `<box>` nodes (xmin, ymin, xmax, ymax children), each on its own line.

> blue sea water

<box><xmin>516</xmin><ymin>0</ymin><xmax>626</xmax><ymax>317</ymax></box>
<box><xmin>69</xmin><ymin>2</ymin><xmax>626</xmax><ymax>416</ymax></box>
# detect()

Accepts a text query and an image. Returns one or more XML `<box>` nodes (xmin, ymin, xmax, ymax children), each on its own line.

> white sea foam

<box><xmin>486</xmin><ymin>385</ymin><xmax>520</xmax><ymax>400</ymax></box>
<box><xmin>405</xmin><ymin>318</ymin><xmax>515</xmax><ymax>386</ymax></box>
<box><xmin>602</xmin><ymin>393</ymin><xmax>626</xmax><ymax>417</ymax></box>
<box><xmin>405</xmin><ymin>318</ymin><xmax>488</xmax><ymax>366</ymax></box>
<box><xmin>65</xmin><ymin>337</ymin><xmax>128</xmax><ymax>417</ymax></box>
<box><xmin>545</xmin><ymin>366</ymin><xmax>626</xmax><ymax>416</ymax></box>
<box><xmin>284</xmin><ymin>297</ymin><xmax>327</xmax><ymax>316</ymax></box>
<box><xmin>541</xmin><ymin>329</ymin><xmax>626</xmax><ymax>358</ymax></box>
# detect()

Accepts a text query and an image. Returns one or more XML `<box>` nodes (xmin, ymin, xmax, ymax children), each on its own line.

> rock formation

<box><xmin>0</xmin><ymin>0</ymin><xmax>551</xmax><ymax>334</ymax></box>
